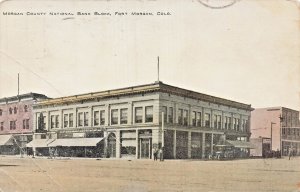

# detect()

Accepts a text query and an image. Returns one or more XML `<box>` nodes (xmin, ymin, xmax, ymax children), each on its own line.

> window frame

<box><xmin>145</xmin><ymin>106</ymin><xmax>154</xmax><ymax>123</ymax></box>
<box><xmin>120</xmin><ymin>108</ymin><xmax>128</xmax><ymax>124</ymax></box>
<box><xmin>135</xmin><ymin>107</ymin><xmax>143</xmax><ymax>124</ymax></box>
<box><xmin>111</xmin><ymin>109</ymin><xmax>119</xmax><ymax>125</ymax></box>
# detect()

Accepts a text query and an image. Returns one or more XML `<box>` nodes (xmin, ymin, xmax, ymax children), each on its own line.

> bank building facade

<box><xmin>29</xmin><ymin>82</ymin><xmax>253</xmax><ymax>159</ymax></box>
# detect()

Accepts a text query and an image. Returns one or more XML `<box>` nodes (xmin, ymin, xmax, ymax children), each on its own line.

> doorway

<box><xmin>107</xmin><ymin>133</ymin><xmax>116</xmax><ymax>158</ymax></box>
<box><xmin>139</xmin><ymin>138</ymin><xmax>151</xmax><ymax>159</ymax></box>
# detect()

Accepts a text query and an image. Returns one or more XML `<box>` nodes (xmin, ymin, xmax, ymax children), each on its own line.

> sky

<box><xmin>0</xmin><ymin>0</ymin><xmax>299</xmax><ymax>110</ymax></box>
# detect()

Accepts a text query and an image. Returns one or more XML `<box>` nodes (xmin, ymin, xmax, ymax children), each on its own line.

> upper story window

<box><xmin>233</xmin><ymin>118</ymin><xmax>237</xmax><ymax>130</ymax></box>
<box><xmin>24</xmin><ymin>105</ymin><xmax>28</xmax><ymax>112</ymax></box>
<box><xmin>236</xmin><ymin>119</ymin><xmax>240</xmax><ymax>131</ymax></box>
<box><xmin>23</xmin><ymin>119</ymin><xmax>29</xmax><ymax>129</ymax></box>
<box><xmin>204</xmin><ymin>113</ymin><xmax>210</xmax><ymax>128</ymax></box>
<box><xmin>0</xmin><ymin>109</ymin><xmax>2</xmax><ymax>116</ymax></box>
<box><xmin>145</xmin><ymin>106</ymin><xmax>153</xmax><ymax>123</ymax></box>
<box><xmin>224</xmin><ymin>117</ymin><xmax>228</xmax><ymax>129</ymax></box>
<box><xmin>178</xmin><ymin>109</ymin><xmax>183</xmax><ymax>125</ymax></box>
<box><xmin>241</xmin><ymin>119</ymin><xmax>246</xmax><ymax>132</ymax></box>
<box><xmin>69</xmin><ymin>113</ymin><xmax>74</xmax><ymax>127</ymax></box>
<box><xmin>63</xmin><ymin>113</ymin><xmax>74</xmax><ymax>128</ymax></box>
<box><xmin>162</xmin><ymin>106</ymin><xmax>167</xmax><ymax>123</ymax></box>
<box><xmin>84</xmin><ymin>112</ymin><xmax>89</xmax><ymax>126</ymax></box>
<box><xmin>78</xmin><ymin>112</ymin><xmax>83</xmax><ymax>127</ymax></box>
<box><xmin>282</xmin><ymin>128</ymin><xmax>286</xmax><ymax>135</ymax></box>
<box><xmin>217</xmin><ymin>115</ymin><xmax>221</xmax><ymax>129</ymax></box>
<box><xmin>100</xmin><ymin>110</ymin><xmax>105</xmax><ymax>125</ymax></box>
<box><xmin>78</xmin><ymin>112</ymin><xmax>89</xmax><ymax>127</ymax></box>
<box><xmin>64</xmin><ymin>114</ymin><xmax>69</xmax><ymax>128</ymax></box>
<box><xmin>120</xmin><ymin>108</ymin><xmax>128</xmax><ymax>124</ymax></box>
<box><xmin>10</xmin><ymin>121</ymin><xmax>16</xmax><ymax>130</ymax></box>
<box><xmin>14</xmin><ymin>107</ymin><xmax>17</xmax><ymax>114</ymax></box>
<box><xmin>9</xmin><ymin>108</ymin><xmax>12</xmax><ymax>114</ymax></box>
<box><xmin>168</xmin><ymin>107</ymin><xmax>173</xmax><ymax>124</ymax></box>
<box><xmin>213</xmin><ymin>115</ymin><xmax>218</xmax><ymax>128</ymax></box>
<box><xmin>192</xmin><ymin>111</ymin><xmax>197</xmax><ymax>126</ymax></box>
<box><xmin>51</xmin><ymin>115</ymin><xmax>59</xmax><ymax>128</ymax></box>
<box><xmin>197</xmin><ymin>112</ymin><xmax>202</xmax><ymax>127</ymax></box>
<box><xmin>111</xmin><ymin>109</ymin><xmax>119</xmax><ymax>125</ymax></box>
<box><xmin>94</xmin><ymin>111</ymin><xmax>100</xmax><ymax>126</ymax></box>
<box><xmin>183</xmin><ymin>110</ymin><xmax>188</xmax><ymax>126</ymax></box>
<box><xmin>0</xmin><ymin>122</ymin><xmax>4</xmax><ymax>131</ymax></box>
<box><xmin>135</xmin><ymin>107</ymin><xmax>143</xmax><ymax>123</ymax></box>
<box><xmin>228</xmin><ymin>117</ymin><xmax>232</xmax><ymax>129</ymax></box>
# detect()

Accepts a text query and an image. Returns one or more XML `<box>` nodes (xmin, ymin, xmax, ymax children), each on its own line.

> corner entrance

<box><xmin>138</xmin><ymin>130</ymin><xmax>152</xmax><ymax>159</ymax></box>
<box><xmin>107</xmin><ymin>133</ymin><xmax>116</xmax><ymax>158</ymax></box>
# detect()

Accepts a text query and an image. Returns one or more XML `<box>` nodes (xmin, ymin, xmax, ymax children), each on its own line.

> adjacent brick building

<box><xmin>0</xmin><ymin>93</ymin><xmax>48</xmax><ymax>155</ymax></box>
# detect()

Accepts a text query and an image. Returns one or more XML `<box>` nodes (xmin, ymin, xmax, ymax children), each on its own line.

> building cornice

<box><xmin>34</xmin><ymin>82</ymin><xmax>253</xmax><ymax>111</ymax></box>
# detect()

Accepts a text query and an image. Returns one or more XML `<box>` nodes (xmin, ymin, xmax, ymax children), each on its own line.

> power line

<box><xmin>0</xmin><ymin>50</ymin><xmax>64</xmax><ymax>96</ymax></box>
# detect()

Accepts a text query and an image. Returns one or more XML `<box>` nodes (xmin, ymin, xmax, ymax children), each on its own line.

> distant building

<box><xmin>250</xmin><ymin>137</ymin><xmax>271</xmax><ymax>157</ymax></box>
<box><xmin>0</xmin><ymin>93</ymin><xmax>48</xmax><ymax>155</ymax></box>
<box><xmin>30</xmin><ymin>82</ymin><xmax>253</xmax><ymax>159</ymax></box>
<box><xmin>251</xmin><ymin>107</ymin><xmax>300</xmax><ymax>156</ymax></box>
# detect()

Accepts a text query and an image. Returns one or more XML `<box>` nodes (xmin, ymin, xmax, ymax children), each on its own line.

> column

<box><xmin>90</xmin><ymin>106</ymin><xmax>93</xmax><ymax>128</ymax></box>
<box><xmin>75</xmin><ymin>108</ymin><xmax>78</xmax><ymax>128</ymax></box>
<box><xmin>173</xmin><ymin>130</ymin><xmax>177</xmax><ymax>159</ymax></box>
<box><xmin>211</xmin><ymin>134</ymin><xmax>214</xmax><ymax>154</ymax></box>
<box><xmin>175</xmin><ymin>103</ymin><xmax>178</xmax><ymax>124</ymax></box>
<box><xmin>103</xmin><ymin>129</ymin><xmax>108</xmax><ymax>158</ymax></box>
<box><xmin>45</xmin><ymin>111</ymin><xmax>49</xmax><ymax>131</ymax></box>
<box><xmin>135</xmin><ymin>130</ymin><xmax>139</xmax><ymax>159</ymax></box>
<box><xmin>105</xmin><ymin>104</ymin><xmax>110</xmax><ymax>126</ymax></box>
<box><xmin>116</xmin><ymin>130</ymin><xmax>121</xmax><ymax>158</ymax></box>
<box><xmin>188</xmin><ymin>131</ymin><xmax>192</xmax><ymax>158</ymax></box>
<box><xmin>188</xmin><ymin>105</ymin><xmax>191</xmax><ymax>126</ymax></box>
<box><xmin>60</xmin><ymin>109</ymin><xmax>63</xmax><ymax>129</ymax></box>
<box><xmin>128</xmin><ymin>102</ymin><xmax>133</xmax><ymax>125</ymax></box>
<box><xmin>202</xmin><ymin>133</ymin><xmax>205</xmax><ymax>159</ymax></box>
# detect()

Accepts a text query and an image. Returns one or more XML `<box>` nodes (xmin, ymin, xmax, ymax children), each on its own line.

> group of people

<box><xmin>153</xmin><ymin>147</ymin><xmax>164</xmax><ymax>161</ymax></box>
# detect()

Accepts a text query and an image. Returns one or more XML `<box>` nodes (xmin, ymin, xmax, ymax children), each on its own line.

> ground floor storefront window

<box><xmin>191</xmin><ymin>132</ymin><xmax>202</xmax><ymax>159</ymax></box>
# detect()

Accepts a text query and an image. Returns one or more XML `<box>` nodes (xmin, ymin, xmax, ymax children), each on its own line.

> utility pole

<box><xmin>162</xmin><ymin>112</ymin><xmax>164</xmax><ymax>148</ymax></box>
<box><xmin>18</xmin><ymin>73</ymin><xmax>20</xmax><ymax>96</ymax></box>
<box><xmin>279</xmin><ymin>114</ymin><xmax>284</xmax><ymax>156</ymax></box>
<box><xmin>157</xmin><ymin>56</ymin><xmax>160</xmax><ymax>82</ymax></box>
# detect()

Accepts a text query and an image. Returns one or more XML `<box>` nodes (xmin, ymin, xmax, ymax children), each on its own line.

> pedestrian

<box><xmin>153</xmin><ymin>147</ymin><xmax>158</xmax><ymax>161</ymax></box>
<box><xmin>158</xmin><ymin>147</ymin><xmax>164</xmax><ymax>161</ymax></box>
<box><xmin>288</xmin><ymin>147</ymin><xmax>293</xmax><ymax>160</ymax></box>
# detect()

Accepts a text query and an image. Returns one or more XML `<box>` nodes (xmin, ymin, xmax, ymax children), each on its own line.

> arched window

<box><xmin>24</xmin><ymin>105</ymin><xmax>28</xmax><ymax>112</ymax></box>
<box><xmin>14</xmin><ymin>107</ymin><xmax>17</xmax><ymax>114</ymax></box>
<box><xmin>0</xmin><ymin>109</ymin><xmax>2</xmax><ymax>116</ymax></box>
<box><xmin>9</xmin><ymin>108</ymin><xmax>12</xmax><ymax>114</ymax></box>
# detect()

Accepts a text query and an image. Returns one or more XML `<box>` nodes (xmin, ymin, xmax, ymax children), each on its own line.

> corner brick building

<box><xmin>30</xmin><ymin>82</ymin><xmax>253</xmax><ymax>159</ymax></box>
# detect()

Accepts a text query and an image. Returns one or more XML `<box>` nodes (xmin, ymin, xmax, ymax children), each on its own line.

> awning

<box><xmin>48</xmin><ymin>138</ymin><xmax>104</xmax><ymax>147</ymax></box>
<box><xmin>26</xmin><ymin>139</ymin><xmax>55</xmax><ymax>148</ymax></box>
<box><xmin>226</xmin><ymin>140</ymin><xmax>255</xmax><ymax>149</ymax></box>
<box><xmin>0</xmin><ymin>135</ymin><xmax>14</xmax><ymax>146</ymax></box>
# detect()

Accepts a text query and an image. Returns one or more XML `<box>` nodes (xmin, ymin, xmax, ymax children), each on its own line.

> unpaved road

<box><xmin>0</xmin><ymin>156</ymin><xmax>299</xmax><ymax>192</ymax></box>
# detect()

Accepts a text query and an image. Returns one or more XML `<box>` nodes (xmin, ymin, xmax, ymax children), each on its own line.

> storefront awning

<box><xmin>48</xmin><ymin>138</ymin><xmax>104</xmax><ymax>147</ymax></box>
<box><xmin>0</xmin><ymin>135</ymin><xmax>14</xmax><ymax>146</ymax></box>
<box><xmin>226</xmin><ymin>140</ymin><xmax>255</xmax><ymax>149</ymax></box>
<box><xmin>26</xmin><ymin>139</ymin><xmax>55</xmax><ymax>148</ymax></box>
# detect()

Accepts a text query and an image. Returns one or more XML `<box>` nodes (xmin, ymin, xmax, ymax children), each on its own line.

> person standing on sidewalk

<box><xmin>288</xmin><ymin>147</ymin><xmax>293</xmax><ymax>160</ymax></box>
<box><xmin>153</xmin><ymin>147</ymin><xmax>158</xmax><ymax>161</ymax></box>
<box><xmin>158</xmin><ymin>147</ymin><xmax>164</xmax><ymax>161</ymax></box>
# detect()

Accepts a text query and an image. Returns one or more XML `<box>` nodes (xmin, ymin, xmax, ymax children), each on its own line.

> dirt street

<box><xmin>0</xmin><ymin>156</ymin><xmax>299</xmax><ymax>192</ymax></box>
